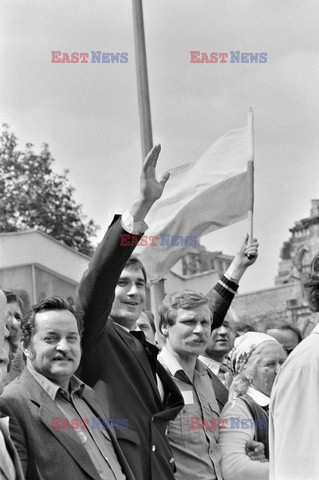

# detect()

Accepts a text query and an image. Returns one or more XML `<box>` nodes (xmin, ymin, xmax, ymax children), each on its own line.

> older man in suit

<box><xmin>0</xmin><ymin>296</ymin><xmax>134</xmax><ymax>480</ymax></box>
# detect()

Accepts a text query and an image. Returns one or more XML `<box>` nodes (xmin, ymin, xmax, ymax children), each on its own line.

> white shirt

<box><xmin>246</xmin><ymin>386</ymin><xmax>269</xmax><ymax>407</ymax></box>
<box><xmin>269</xmin><ymin>322</ymin><xmax>319</xmax><ymax>480</ymax></box>
<box><xmin>198</xmin><ymin>356</ymin><xmax>221</xmax><ymax>376</ymax></box>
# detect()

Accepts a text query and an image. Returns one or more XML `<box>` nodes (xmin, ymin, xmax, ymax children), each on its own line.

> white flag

<box><xmin>136</xmin><ymin>126</ymin><xmax>250</xmax><ymax>282</ymax></box>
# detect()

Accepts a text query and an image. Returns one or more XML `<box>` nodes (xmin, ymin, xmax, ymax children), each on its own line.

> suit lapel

<box><xmin>22</xmin><ymin>370</ymin><xmax>101</xmax><ymax>480</ymax></box>
<box><xmin>113</xmin><ymin>322</ymin><xmax>162</xmax><ymax>403</ymax></box>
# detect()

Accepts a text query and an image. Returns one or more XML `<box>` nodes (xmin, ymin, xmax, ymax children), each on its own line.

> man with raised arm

<box><xmin>77</xmin><ymin>145</ymin><xmax>258</xmax><ymax>480</ymax></box>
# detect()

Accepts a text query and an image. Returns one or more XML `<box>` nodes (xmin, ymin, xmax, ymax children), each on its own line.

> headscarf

<box><xmin>229</xmin><ymin>332</ymin><xmax>280</xmax><ymax>375</ymax></box>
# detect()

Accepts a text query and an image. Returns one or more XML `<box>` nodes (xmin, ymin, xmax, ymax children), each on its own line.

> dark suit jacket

<box><xmin>77</xmin><ymin>216</ymin><xmax>232</xmax><ymax>480</ymax></box>
<box><xmin>0</xmin><ymin>413</ymin><xmax>25</xmax><ymax>480</ymax></box>
<box><xmin>0</xmin><ymin>369</ymin><xmax>135</xmax><ymax>480</ymax></box>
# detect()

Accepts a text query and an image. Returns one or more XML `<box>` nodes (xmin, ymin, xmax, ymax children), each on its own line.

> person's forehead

<box><xmin>34</xmin><ymin>310</ymin><xmax>79</xmax><ymax>333</ymax></box>
<box><xmin>136</xmin><ymin>319</ymin><xmax>151</xmax><ymax>329</ymax></box>
<box><xmin>217</xmin><ymin>320</ymin><xmax>231</xmax><ymax>331</ymax></box>
<box><xmin>119</xmin><ymin>267</ymin><xmax>145</xmax><ymax>282</ymax></box>
<box><xmin>175</xmin><ymin>304</ymin><xmax>211</xmax><ymax>321</ymax></box>
<box><xmin>257</xmin><ymin>341</ymin><xmax>284</xmax><ymax>357</ymax></box>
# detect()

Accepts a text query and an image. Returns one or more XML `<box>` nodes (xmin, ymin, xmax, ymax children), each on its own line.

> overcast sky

<box><xmin>1</xmin><ymin>0</ymin><xmax>319</xmax><ymax>294</ymax></box>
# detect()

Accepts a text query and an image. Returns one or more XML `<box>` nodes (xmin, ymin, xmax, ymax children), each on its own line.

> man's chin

<box><xmin>113</xmin><ymin>310</ymin><xmax>142</xmax><ymax>326</ymax></box>
<box><xmin>51</xmin><ymin>364</ymin><xmax>77</xmax><ymax>376</ymax></box>
<box><xmin>187</xmin><ymin>343</ymin><xmax>206</xmax><ymax>355</ymax></box>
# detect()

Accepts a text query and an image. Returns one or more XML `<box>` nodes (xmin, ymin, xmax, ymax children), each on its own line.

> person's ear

<box><xmin>161</xmin><ymin>326</ymin><xmax>169</xmax><ymax>337</ymax></box>
<box><xmin>22</xmin><ymin>346</ymin><xmax>30</xmax><ymax>357</ymax></box>
<box><xmin>22</xmin><ymin>343</ymin><xmax>36</xmax><ymax>360</ymax></box>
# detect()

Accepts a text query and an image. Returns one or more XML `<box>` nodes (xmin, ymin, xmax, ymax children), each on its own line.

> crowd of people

<box><xmin>0</xmin><ymin>145</ymin><xmax>317</xmax><ymax>480</ymax></box>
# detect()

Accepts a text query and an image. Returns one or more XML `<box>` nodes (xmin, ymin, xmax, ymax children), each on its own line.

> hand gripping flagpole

<box><xmin>247</xmin><ymin>107</ymin><xmax>255</xmax><ymax>242</ymax></box>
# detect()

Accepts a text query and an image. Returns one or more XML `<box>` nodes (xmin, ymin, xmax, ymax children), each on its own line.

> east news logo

<box><xmin>51</xmin><ymin>51</ymin><xmax>128</xmax><ymax>63</ymax></box>
<box><xmin>190</xmin><ymin>51</ymin><xmax>267</xmax><ymax>63</ymax></box>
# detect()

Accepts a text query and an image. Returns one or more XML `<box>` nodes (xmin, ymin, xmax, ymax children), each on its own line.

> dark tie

<box><xmin>217</xmin><ymin>363</ymin><xmax>231</xmax><ymax>385</ymax></box>
<box><xmin>130</xmin><ymin>329</ymin><xmax>148</xmax><ymax>346</ymax></box>
<box><xmin>130</xmin><ymin>330</ymin><xmax>159</xmax><ymax>378</ymax></box>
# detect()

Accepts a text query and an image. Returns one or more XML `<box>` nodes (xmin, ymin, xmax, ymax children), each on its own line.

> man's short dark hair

<box><xmin>21</xmin><ymin>296</ymin><xmax>83</xmax><ymax>348</ymax></box>
<box><xmin>125</xmin><ymin>256</ymin><xmax>147</xmax><ymax>283</ymax></box>
<box><xmin>158</xmin><ymin>290</ymin><xmax>209</xmax><ymax>334</ymax></box>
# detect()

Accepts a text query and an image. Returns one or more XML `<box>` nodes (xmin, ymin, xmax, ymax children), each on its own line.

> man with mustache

<box><xmin>157</xmin><ymin>282</ymin><xmax>263</xmax><ymax>480</ymax></box>
<box><xmin>0</xmin><ymin>296</ymin><xmax>135</xmax><ymax>480</ymax></box>
<box><xmin>158</xmin><ymin>290</ymin><xmax>223</xmax><ymax>480</ymax></box>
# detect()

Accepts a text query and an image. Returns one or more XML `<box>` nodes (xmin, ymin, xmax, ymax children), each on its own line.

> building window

<box><xmin>182</xmin><ymin>254</ymin><xmax>200</xmax><ymax>275</ymax></box>
<box><xmin>300</xmin><ymin>250</ymin><xmax>311</xmax><ymax>274</ymax></box>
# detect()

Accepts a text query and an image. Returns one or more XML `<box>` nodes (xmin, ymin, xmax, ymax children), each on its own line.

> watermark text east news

<box><xmin>190</xmin><ymin>417</ymin><xmax>268</xmax><ymax>430</ymax></box>
<box><xmin>51</xmin><ymin>417</ymin><xmax>128</xmax><ymax>430</ymax></box>
<box><xmin>120</xmin><ymin>234</ymin><xmax>198</xmax><ymax>247</ymax></box>
<box><xmin>190</xmin><ymin>51</ymin><xmax>267</xmax><ymax>63</ymax></box>
<box><xmin>51</xmin><ymin>51</ymin><xmax>128</xmax><ymax>63</ymax></box>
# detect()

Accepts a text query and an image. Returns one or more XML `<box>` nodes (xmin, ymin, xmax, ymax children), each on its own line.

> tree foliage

<box><xmin>0</xmin><ymin>124</ymin><xmax>98</xmax><ymax>256</ymax></box>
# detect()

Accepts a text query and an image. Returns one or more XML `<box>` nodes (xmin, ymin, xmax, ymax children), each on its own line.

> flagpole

<box><xmin>131</xmin><ymin>0</ymin><xmax>153</xmax><ymax>158</ymax></box>
<box><xmin>247</xmin><ymin>107</ymin><xmax>254</xmax><ymax>241</ymax></box>
<box><xmin>132</xmin><ymin>0</ymin><xmax>165</xmax><ymax>321</ymax></box>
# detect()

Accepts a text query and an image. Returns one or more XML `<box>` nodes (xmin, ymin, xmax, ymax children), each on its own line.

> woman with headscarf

<box><xmin>218</xmin><ymin>332</ymin><xmax>286</xmax><ymax>480</ymax></box>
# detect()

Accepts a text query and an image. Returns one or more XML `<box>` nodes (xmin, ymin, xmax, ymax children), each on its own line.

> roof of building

<box><xmin>233</xmin><ymin>282</ymin><xmax>303</xmax><ymax>319</ymax></box>
<box><xmin>0</xmin><ymin>229</ymin><xmax>90</xmax><ymax>283</ymax></box>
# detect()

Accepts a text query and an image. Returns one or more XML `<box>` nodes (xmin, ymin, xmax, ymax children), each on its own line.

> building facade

<box><xmin>164</xmin><ymin>200</ymin><xmax>319</xmax><ymax>337</ymax></box>
<box><xmin>0</xmin><ymin>229</ymin><xmax>90</xmax><ymax>312</ymax></box>
<box><xmin>231</xmin><ymin>200</ymin><xmax>319</xmax><ymax>336</ymax></box>
<box><xmin>2</xmin><ymin>200</ymin><xmax>319</xmax><ymax>338</ymax></box>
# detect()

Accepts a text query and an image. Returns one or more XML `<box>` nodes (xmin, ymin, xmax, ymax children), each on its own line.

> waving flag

<box><xmin>136</xmin><ymin>122</ymin><xmax>253</xmax><ymax>282</ymax></box>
